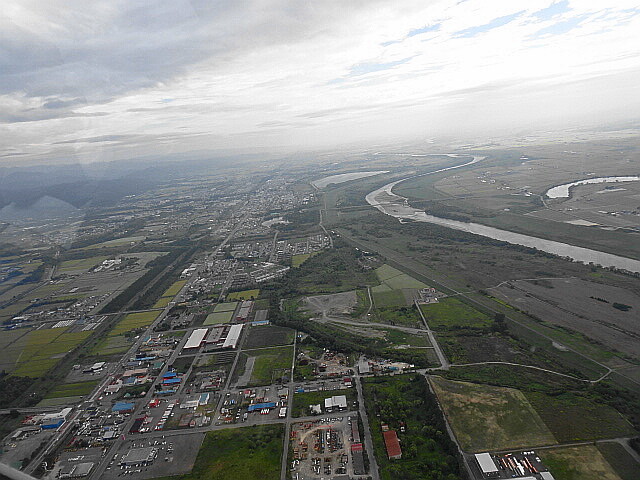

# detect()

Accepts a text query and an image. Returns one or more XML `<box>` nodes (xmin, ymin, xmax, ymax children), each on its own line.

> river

<box><xmin>545</xmin><ymin>176</ymin><xmax>640</xmax><ymax>198</ymax></box>
<box><xmin>365</xmin><ymin>156</ymin><xmax>640</xmax><ymax>273</ymax></box>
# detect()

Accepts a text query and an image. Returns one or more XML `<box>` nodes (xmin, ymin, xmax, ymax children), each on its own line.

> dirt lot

<box><xmin>490</xmin><ymin>277</ymin><xmax>640</xmax><ymax>358</ymax></box>
<box><xmin>304</xmin><ymin>291</ymin><xmax>357</xmax><ymax>317</ymax></box>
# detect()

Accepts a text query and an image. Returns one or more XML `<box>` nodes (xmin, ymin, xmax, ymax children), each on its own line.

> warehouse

<box><xmin>59</xmin><ymin>462</ymin><xmax>94</xmax><ymax>478</ymax></box>
<box><xmin>120</xmin><ymin>447</ymin><xmax>157</xmax><ymax>467</ymax></box>
<box><xmin>383</xmin><ymin>430</ymin><xmax>402</xmax><ymax>460</ymax></box>
<box><xmin>112</xmin><ymin>402</ymin><xmax>135</xmax><ymax>414</ymax></box>
<box><xmin>475</xmin><ymin>453</ymin><xmax>499</xmax><ymax>478</ymax></box>
<box><xmin>222</xmin><ymin>324</ymin><xmax>243</xmax><ymax>349</ymax></box>
<box><xmin>247</xmin><ymin>402</ymin><xmax>276</xmax><ymax>412</ymax></box>
<box><xmin>183</xmin><ymin>328</ymin><xmax>208</xmax><ymax>351</ymax></box>
<box><xmin>324</xmin><ymin>395</ymin><xmax>347</xmax><ymax>412</ymax></box>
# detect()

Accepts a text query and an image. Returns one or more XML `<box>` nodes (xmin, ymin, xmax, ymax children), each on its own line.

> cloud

<box><xmin>1</xmin><ymin>0</ymin><xmax>639</xmax><ymax>165</ymax></box>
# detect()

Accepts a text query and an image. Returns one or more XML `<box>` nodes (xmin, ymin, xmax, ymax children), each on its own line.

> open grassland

<box><xmin>238</xmin><ymin>346</ymin><xmax>293</xmax><ymax>386</ymax></box>
<box><xmin>227</xmin><ymin>289</ymin><xmax>260</xmax><ymax>301</ymax></box>
<box><xmin>291</xmin><ymin>252</ymin><xmax>319</xmax><ymax>267</ymax></box>
<box><xmin>419</xmin><ymin>298</ymin><xmax>492</xmax><ymax>331</ymax></box>
<box><xmin>12</xmin><ymin>327</ymin><xmax>92</xmax><ymax>377</ymax></box>
<box><xmin>379</xmin><ymin>328</ymin><xmax>431</xmax><ymax>347</ymax></box>
<box><xmin>45</xmin><ymin>380</ymin><xmax>99</xmax><ymax>398</ymax></box>
<box><xmin>109</xmin><ymin>311</ymin><xmax>159</xmax><ymax>336</ymax></box>
<box><xmin>291</xmin><ymin>388</ymin><xmax>356</xmax><ymax>417</ymax></box>
<box><xmin>375</xmin><ymin>306</ymin><xmax>423</xmax><ymax>327</ymax></box>
<box><xmin>203</xmin><ymin>311</ymin><xmax>233</xmax><ymax>325</ymax></box>
<box><xmin>540</xmin><ymin>445</ymin><xmax>622</xmax><ymax>480</ymax></box>
<box><xmin>153</xmin><ymin>296</ymin><xmax>172</xmax><ymax>308</ymax></box>
<box><xmin>58</xmin><ymin>256</ymin><xmax>109</xmax><ymax>273</ymax></box>
<box><xmin>167</xmin><ymin>424</ymin><xmax>283</xmax><ymax>480</ymax></box>
<box><xmin>243</xmin><ymin>325</ymin><xmax>295</xmax><ymax>349</ymax></box>
<box><xmin>596</xmin><ymin>443</ymin><xmax>640</xmax><ymax>480</ymax></box>
<box><xmin>430</xmin><ymin>376</ymin><xmax>556</xmax><ymax>452</ymax></box>
<box><xmin>525</xmin><ymin>392</ymin><xmax>636</xmax><ymax>442</ymax></box>
<box><xmin>214</xmin><ymin>302</ymin><xmax>238</xmax><ymax>312</ymax></box>
<box><xmin>81</xmin><ymin>236</ymin><xmax>146</xmax><ymax>249</ymax></box>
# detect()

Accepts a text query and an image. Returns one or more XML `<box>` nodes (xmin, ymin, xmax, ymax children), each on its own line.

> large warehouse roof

<box><xmin>475</xmin><ymin>453</ymin><xmax>499</xmax><ymax>474</ymax></box>
<box><xmin>223</xmin><ymin>324</ymin><xmax>243</xmax><ymax>348</ymax></box>
<box><xmin>184</xmin><ymin>328</ymin><xmax>208</xmax><ymax>349</ymax></box>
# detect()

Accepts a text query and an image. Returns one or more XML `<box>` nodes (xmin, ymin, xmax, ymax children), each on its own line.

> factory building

<box><xmin>183</xmin><ymin>328</ymin><xmax>208</xmax><ymax>351</ymax></box>
<box><xmin>475</xmin><ymin>453</ymin><xmax>500</xmax><ymax>478</ymax></box>
<box><xmin>222</xmin><ymin>324</ymin><xmax>243</xmax><ymax>349</ymax></box>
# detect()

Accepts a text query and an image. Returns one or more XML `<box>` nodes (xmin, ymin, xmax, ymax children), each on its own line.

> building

<box><xmin>540</xmin><ymin>473</ymin><xmax>556</xmax><ymax>480</ymax></box>
<box><xmin>222</xmin><ymin>324</ymin><xmax>243</xmax><ymax>349</ymax></box>
<box><xmin>247</xmin><ymin>402</ymin><xmax>276</xmax><ymax>412</ymax></box>
<box><xmin>383</xmin><ymin>430</ymin><xmax>402</xmax><ymax>460</ymax></box>
<box><xmin>112</xmin><ymin>402</ymin><xmax>135</xmax><ymax>414</ymax></box>
<box><xmin>351</xmin><ymin>443</ymin><xmax>366</xmax><ymax>475</ymax></box>
<box><xmin>59</xmin><ymin>462</ymin><xmax>94</xmax><ymax>478</ymax></box>
<box><xmin>183</xmin><ymin>328</ymin><xmax>208</xmax><ymax>351</ymax></box>
<box><xmin>475</xmin><ymin>453</ymin><xmax>499</xmax><ymax>478</ymax></box>
<box><xmin>324</xmin><ymin>395</ymin><xmax>347</xmax><ymax>412</ymax></box>
<box><xmin>120</xmin><ymin>447</ymin><xmax>157</xmax><ymax>467</ymax></box>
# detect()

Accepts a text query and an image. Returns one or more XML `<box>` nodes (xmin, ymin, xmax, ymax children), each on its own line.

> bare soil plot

<box><xmin>491</xmin><ymin>277</ymin><xmax>640</xmax><ymax>358</ymax></box>
<box><xmin>430</xmin><ymin>376</ymin><xmax>556</xmax><ymax>452</ymax></box>
<box><xmin>539</xmin><ymin>445</ymin><xmax>622</xmax><ymax>480</ymax></box>
<box><xmin>304</xmin><ymin>291</ymin><xmax>357</xmax><ymax>317</ymax></box>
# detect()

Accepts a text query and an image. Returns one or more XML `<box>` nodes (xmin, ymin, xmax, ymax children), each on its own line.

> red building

<box><xmin>383</xmin><ymin>430</ymin><xmax>402</xmax><ymax>460</ymax></box>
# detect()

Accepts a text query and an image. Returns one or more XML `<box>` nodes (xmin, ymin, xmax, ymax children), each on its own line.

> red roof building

<box><xmin>383</xmin><ymin>430</ymin><xmax>402</xmax><ymax>460</ymax></box>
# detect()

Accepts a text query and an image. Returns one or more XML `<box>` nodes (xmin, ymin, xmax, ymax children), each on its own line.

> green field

<box><xmin>540</xmin><ymin>445</ymin><xmax>623</xmax><ymax>480</ymax></box>
<box><xmin>227</xmin><ymin>289</ymin><xmax>260</xmax><ymax>301</ymax></box>
<box><xmin>203</xmin><ymin>311</ymin><xmax>233</xmax><ymax>325</ymax></box>
<box><xmin>110</xmin><ymin>311</ymin><xmax>159</xmax><ymax>336</ymax></box>
<box><xmin>291</xmin><ymin>252</ymin><xmax>319</xmax><ymax>267</ymax></box>
<box><xmin>379</xmin><ymin>328</ymin><xmax>431</xmax><ymax>347</ymax></box>
<box><xmin>243</xmin><ymin>325</ymin><xmax>295</xmax><ymax>348</ymax></box>
<box><xmin>239</xmin><ymin>346</ymin><xmax>293</xmax><ymax>386</ymax></box>
<box><xmin>371</xmin><ymin>288</ymin><xmax>408</xmax><ymax>307</ymax></box>
<box><xmin>291</xmin><ymin>388</ymin><xmax>356</xmax><ymax>417</ymax></box>
<box><xmin>376</xmin><ymin>306</ymin><xmax>423</xmax><ymax>327</ymax></box>
<box><xmin>375</xmin><ymin>264</ymin><xmax>426</xmax><ymax>289</ymax></box>
<box><xmin>0</xmin><ymin>328</ymin><xmax>31</xmax><ymax>373</ymax></box>
<box><xmin>430</xmin><ymin>376</ymin><xmax>556</xmax><ymax>452</ymax></box>
<box><xmin>12</xmin><ymin>327</ymin><xmax>92</xmax><ymax>377</ymax></box>
<box><xmin>153</xmin><ymin>297</ymin><xmax>173</xmax><ymax>308</ymax></box>
<box><xmin>525</xmin><ymin>392</ymin><xmax>636</xmax><ymax>441</ymax></box>
<box><xmin>92</xmin><ymin>334</ymin><xmax>131</xmax><ymax>356</ymax></box>
<box><xmin>419</xmin><ymin>298</ymin><xmax>492</xmax><ymax>331</ymax></box>
<box><xmin>58</xmin><ymin>256</ymin><xmax>109</xmax><ymax>273</ymax></box>
<box><xmin>82</xmin><ymin>236</ymin><xmax>146</xmax><ymax>248</ymax></box>
<box><xmin>168</xmin><ymin>424</ymin><xmax>283</xmax><ymax>480</ymax></box>
<box><xmin>214</xmin><ymin>302</ymin><xmax>238</xmax><ymax>313</ymax></box>
<box><xmin>162</xmin><ymin>280</ymin><xmax>187</xmax><ymax>297</ymax></box>
<box><xmin>45</xmin><ymin>380</ymin><xmax>99</xmax><ymax>398</ymax></box>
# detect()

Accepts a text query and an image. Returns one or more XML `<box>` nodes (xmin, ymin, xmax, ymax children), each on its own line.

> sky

<box><xmin>1</xmin><ymin>0</ymin><xmax>639</xmax><ymax>166</ymax></box>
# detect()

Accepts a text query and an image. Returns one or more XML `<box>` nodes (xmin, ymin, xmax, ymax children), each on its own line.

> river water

<box><xmin>365</xmin><ymin>156</ymin><xmax>640</xmax><ymax>273</ymax></box>
<box><xmin>545</xmin><ymin>176</ymin><xmax>640</xmax><ymax>198</ymax></box>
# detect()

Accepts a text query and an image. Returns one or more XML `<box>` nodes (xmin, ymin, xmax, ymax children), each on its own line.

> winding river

<box><xmin>545</xmin><ymin>176</ymin><xmax>640</xmax><ymax>198</ymax></box>
<box><xmin>365</xmin><ymin>156</ymin><xmax>640</xmax><ymax>273</ymax></box>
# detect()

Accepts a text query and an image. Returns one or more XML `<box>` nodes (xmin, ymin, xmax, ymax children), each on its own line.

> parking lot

<box><xmin>101</xmin><ymin>433</ymin><xmax>205</xmax><ymax>480</ymax></box>
<box><xmin>290</xmin><ymin>416</ymin><xmax>363</xmax><ymax>480</ymax></box>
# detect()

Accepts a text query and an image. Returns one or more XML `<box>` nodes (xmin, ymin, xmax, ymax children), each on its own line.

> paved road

<box><xmin>354</xmin><ymin>368</ymin><xmax>380</xmax><ymax>480</ymax></box>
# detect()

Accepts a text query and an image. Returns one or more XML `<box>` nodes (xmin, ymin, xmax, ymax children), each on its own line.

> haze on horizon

<box><xmin>1</xmin><ymin>0</ymin><xmax>639</xmax><ymax>166</ymax></box>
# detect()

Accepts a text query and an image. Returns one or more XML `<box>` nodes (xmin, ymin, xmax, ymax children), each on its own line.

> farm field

<box><xmin>243</xmin><ymin>325</ymin><xmax>295</xmax><ymax>348</ymax></box>
<box><xmin>167</xmin><ymin>424</ymin><xmax>283</xmax><ymax>480</ymax></box>
<box><xmin>430</xmin><ymin>376</ymin><xmax>556</xmax><ymax>452</ymax></box>
<box><xmin>109</xmin><ymin>311</ymin><xmax>159</xmax><ymax>336</ymax></box>
<box><xmin>375</xmin><ymin>306</ymin><xmax>423</xmax><ymax>327</ymax></box>
<box><xmin>153</xmin><ymin>296</ymin><xmax>172</xmax><ymax>308</ymax></box>
<box><xmin>378</xmin><ymin>328</ymin><xmax>431</xmax><ymax>347</ymax></box>
<box><xmin>91</xmin><ymin>334</ymin><xmax>131</xmax><ymax>357</ymax></box>
<box><xmin>45</xmin><ymin>380</ymin><xmax>99</xmax><ymax>399</ymax></box>
<box><xmin>12</xmin><ymin>327</ymin><xmax>92</xmax><ymax>377</ymax></box>
<box><xmin>291</xmin><ymin>388</ymin><xmax>357</xmax><ymax>417</ymax></box>
<box><xmin>227</xmin><ymin>289</ymin><xmax>259</xmax><ymax>301</ymax></box>
<box><xmin>81</xmin><ymin>235</ymin><xmax>146</xmax><ymax>249</ymax></box>
<box><xmin>375</xmin><ymin>264</ymin><xmax>426</xmax><ymax>290</ymax></box>
<box><xmin>525</xmin><ymin>392</ymin><xmax>636</xmax><ymax>442</ymax></box>
<box><xmin>539</xmin><ymin>445</ymin><xmax>622</xmax><ymax>480</ymax></box>
<box><xmin>0</xmin><ymin>328</ymin><xmax>31</xmax><ymax>373</ymax></box>
<box><xmin>419</xmin><ymin>298</ymin><xmax>492</xmax><ymax>331</ymax></box>
<box><xmin>162</xmin><ymin>280</ymin><xmax>187</xmax><ymax>297</ymax></box>
<box><xmin>203</xmin><ymin>311</ymin><xmax>233</xmax><ymax>325</ymax></box>
<box><xmin>213</xmin><ymin>302</ymin><xmax>238</xmax><ymax>313</ymax></box>
<box><xmin>371</xmin><ymin>287</ymin><xmax>408</xmax><ymax>307</ymax></box>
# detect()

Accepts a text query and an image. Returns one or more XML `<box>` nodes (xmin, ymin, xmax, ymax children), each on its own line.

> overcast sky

<box><xmin>1</xmin><ymin>0</ymin><xmax>639</xmax><ymax>166</ymax></box>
